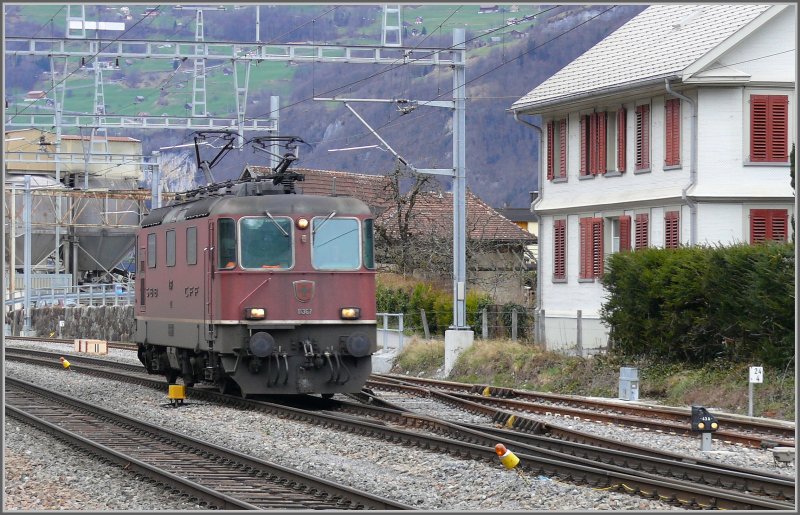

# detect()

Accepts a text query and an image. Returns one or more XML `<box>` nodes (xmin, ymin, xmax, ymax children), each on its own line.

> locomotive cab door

<box><xmin>204</xmin><ymin>221</ymin><xmax>216</xmax><ymax>343</ymax></box>
<box><xmin>138</xmin><ymin>237</ymin><xmax>146</xmax><ymax>314</ymax></box>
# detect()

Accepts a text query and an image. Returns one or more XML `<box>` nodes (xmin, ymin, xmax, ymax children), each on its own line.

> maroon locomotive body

<box><xmin>134</xmin><ymin>179</ymin><xmax>377</xmax><ymax>397</ymax></box>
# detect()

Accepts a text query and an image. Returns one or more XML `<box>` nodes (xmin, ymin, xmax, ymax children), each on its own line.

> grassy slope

<box><xmin>391</xmin><ymin>337</ymin><xmax>796</xmax><ymax>421</ymax></box>
<box><xmin>11</xmin><ymin>4</ymin><xmax>535</xmax><ymax>118</ymax></box>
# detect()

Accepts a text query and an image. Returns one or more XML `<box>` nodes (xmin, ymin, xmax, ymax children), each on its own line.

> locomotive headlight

<box><xmin>244</xmin><ymin>307</ymin><xmax>266</xmax><ymax>320</ymax></box>
<box><xmin>340</xmin><ymin>307</ymin><xmax>361</xmax><ymax>320</ymax></box>
<box><xmin>296</xmin><ymin>218</ymin><xmax>309</xmax><ymax>229</ymax></box>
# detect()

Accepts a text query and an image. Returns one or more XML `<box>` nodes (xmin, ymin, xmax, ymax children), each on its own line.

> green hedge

<box><xmin>376</xmin><ymin>279</ymin><xmax>492</xmax><ymax>336</ymax></box>
<box><xmin>600</xmin><ymin>243</ymin><xmax>794</xmax><ymax>367</ymax></box>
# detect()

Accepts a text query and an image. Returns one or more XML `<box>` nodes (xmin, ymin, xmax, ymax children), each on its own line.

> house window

<box><xmin>750</xmin><ymin>209</ymin><xmax>788</xmax><ymax>243</ymax></box>
<box><xmin>665</xmin><ymin>98</ymin><xmax>680</xmax><ymax>167</ymax></box>
<box><xmin>664</xmin><ymin>210</ymin><xmax>680</xmax><ymax>249</ymax></box>
<box><xmin>604</xmin><ymin>215</ymin><xmax>631</xmax><ymax>265</ymax></box>
<box><xmin>580</xmin><ymin>113</ymin><xmax>607</xmax><ymax>176</ymax></box>
<box><xmin>750</xmin><ymin>95</ymin><xmax>789</xmax><ymax>162</ymax></box>
<box><xmin>553</xmin><ymin>219</ymin><xmax>566</xmax><ymax>281</ymax></box>
<box><xmin>579</xmin><ymin>217</ymin><xmax>603</xmax><ymax>279</ymax></box>
<box><xmin>617</xmin><ymin>107</ymin><xmax>627</xmax><ymax>172</ymax></box>
<box><xmin>634</xmin><ymin>213</ymin><xmax>649</xmax><ymax>249</ymax></box>
<box><xmin>546</xmin><ymin>118</ymin><xmax>567</xmax><ymax>180</ymax></box>
<box><xmin>635</xmin><ymin>104</ymin><xmax>650</xmax><ymax>170</ymax></box>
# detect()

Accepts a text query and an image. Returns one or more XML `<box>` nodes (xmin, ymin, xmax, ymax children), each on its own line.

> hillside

<box><xmin>4</xmin><ymin>4</ymin><xmax>645</xmax><ymax>207</ymax></box>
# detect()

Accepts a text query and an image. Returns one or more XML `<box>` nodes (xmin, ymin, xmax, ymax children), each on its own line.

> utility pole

<box><xmin>315</xmin><ymin>29</ymin><xmax>472</xmax><ymax>369</ymax></box>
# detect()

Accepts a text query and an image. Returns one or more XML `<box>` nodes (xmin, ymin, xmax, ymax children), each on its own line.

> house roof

<box><xmin>242</xmin><ymin>166</ymin><xmax>534</xmax><ymax>243</ymax></box>
<box><xmin>495</xmin><ymin>207</ymin><xmax>538</xmax><ymax>223</ymax></box>
<box><xmin>243</xmin><ymin>166</ymin><xmax>391</xmax><ymax>205</ymax></box>
<box><xmin>511</xmin><ymin>4</ymin><xmax>773</xmax><ymax>111</ymax></box>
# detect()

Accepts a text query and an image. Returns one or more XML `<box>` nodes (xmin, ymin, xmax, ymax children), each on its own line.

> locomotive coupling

<box><xmin>494</xmin><ymin>443</ymin><xmax>520</xmax><ymax>469</ymax></box>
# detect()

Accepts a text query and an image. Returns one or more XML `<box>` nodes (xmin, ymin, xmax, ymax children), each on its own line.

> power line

<box><xmin>6</xmin><ymin>6</ymin><xmax>164</xmax><ymax>124</ymax></box>
<box><xmin>245</xmin><ymin>5</ymin><xmax>564</xmax><ymax>122</ymax></box>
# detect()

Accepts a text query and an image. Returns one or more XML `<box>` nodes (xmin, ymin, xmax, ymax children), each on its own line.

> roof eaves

<box><xmin>682</xmin><ymin>5</ymin><xmax>787</xmax><ymax>81</ymax></box>
<box><xmin>509</xmin><ymin>73</ymin><xmax>680</xmax><ymax>114</ymax></box>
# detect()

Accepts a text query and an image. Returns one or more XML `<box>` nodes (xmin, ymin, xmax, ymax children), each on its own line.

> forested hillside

<box><xmin>4</xmin><ymin>4</ymin><xmax>645</xmax><ymax>207</ymax></box>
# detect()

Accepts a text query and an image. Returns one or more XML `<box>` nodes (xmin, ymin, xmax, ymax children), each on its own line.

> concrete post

<box><xmin>511</xmin><ymin>308</ymin><xmax>518</xmax><ymax>341</ymax></box>
<box><xmin>481</xmin><ymin>308</ymin><xmax>488</xmax><ymax>340</ymax></box>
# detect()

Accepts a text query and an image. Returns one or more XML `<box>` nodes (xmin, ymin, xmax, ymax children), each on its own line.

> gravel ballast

<box><xmin>4</xmin><ymin>341</ymin><xmax>795</xmax><ymax>511</ymax></box>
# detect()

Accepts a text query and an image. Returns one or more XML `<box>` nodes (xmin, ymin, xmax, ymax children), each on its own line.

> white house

<box><xmin>510</xmin><ymin>4</ymin><xmax>795</xmax><ymax>355</ymax></box>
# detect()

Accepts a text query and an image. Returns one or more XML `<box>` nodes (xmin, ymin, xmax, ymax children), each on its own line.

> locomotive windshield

<box><xmin>240</xmin><ymin>216</ymin><xmax>293</xmax><ymax>269</ymax></box>
<box><xmin>311</xmin><ymin>217</ymin><xmax>360</xmax><ymax>270</ymax></box>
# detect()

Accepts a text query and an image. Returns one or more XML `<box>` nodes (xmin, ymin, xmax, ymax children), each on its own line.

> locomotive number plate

<box><xmin>297</xmin><ymin>308</ymin><xmax>312</xmax><ymax>315</ymax></box>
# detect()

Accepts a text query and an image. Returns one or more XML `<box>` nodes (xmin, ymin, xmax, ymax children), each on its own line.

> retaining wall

<box><xmin>6</xmin><ymin>306</ymin><xmax>135</xmax><ymax>341</ymax></box>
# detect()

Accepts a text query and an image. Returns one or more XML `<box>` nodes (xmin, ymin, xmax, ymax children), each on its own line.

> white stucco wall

<box><xmin>532</xmin><ymin>6</ymin><xmax>795</xmax><ymax>354</ymax></box>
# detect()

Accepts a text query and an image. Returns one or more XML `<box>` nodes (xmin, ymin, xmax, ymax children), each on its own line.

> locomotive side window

<box><xmin>166</xmin><ymin>230</ymin><xmax>176</xmax><ymax>267</ymax></box>
<box><xmin>218</xmin><ymin>218</ymin><xmax>237</xmax><ymax>269</ymax></box>
<box><xmin>147</xmin><ymin>233</ymin><xmax>157</xmax><ymax>268</ymax></box>
<box><xmin>186</xmin><ymin>226</ymin><xmax>197</xmax><ymax>265</ymax></box>
<box><xmin>311</xmin><ymin>217</ymin><xmax>360</xmax><ymax>270</ymax></box>
<box><xmin>240</xmin><ymin>217</ymin><xmax>293</xmax><ymax>269</ymax></box>
<box><xmin>363</xmin><ymin>219</ymin><xmax>375</xmax><ymax>270</ymax></box>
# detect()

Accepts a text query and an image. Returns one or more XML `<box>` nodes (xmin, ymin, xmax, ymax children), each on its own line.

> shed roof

<box><xmin>511</xmin><ymin>4</ymin><xmax>773</xmax><ymax>111</ymax></box>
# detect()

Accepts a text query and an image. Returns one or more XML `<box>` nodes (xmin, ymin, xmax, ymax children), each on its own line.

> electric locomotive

<box><xmin>134</xmin><ymin>133</ymin><xmax>377</xmax><ymax>396</ymax></box>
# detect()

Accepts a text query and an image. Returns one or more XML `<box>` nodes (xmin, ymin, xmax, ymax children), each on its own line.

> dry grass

<box><xmin>388</xmin><ymin>337</ymin><xmax>795</xmax><ymax>420</ymax></box>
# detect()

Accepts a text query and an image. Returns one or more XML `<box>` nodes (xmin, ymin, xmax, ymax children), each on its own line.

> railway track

<box><xmin>5</xmin><ymin>377</ymin><xmax>410</xmax><ymax>510</ymax></box>
<box><xmin>6</xmin><ymin>348</ymin><xmax>795</xmax><ymax>510</ymax></box>
<box><xmin>368</xmin><ymin>374</ymin><xmax>796</xmax><ymax>449</ymax></box>
<box><xmin>5</xmin><ymin>335</ymin><xmax>138</xmax><ymax>351</ymax></box>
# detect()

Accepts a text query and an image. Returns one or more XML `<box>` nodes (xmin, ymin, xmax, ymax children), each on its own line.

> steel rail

<box><xmin>5</xmin><ymin>378</ymin><xmax>413</xmax><ymax>511</ymax></box>
<box><xmin>369</xmin><ymin>374</ymin><xmax>796</xmax><ymax>448</ymax></box>
<box><xmin>5</xmin><ymin>351</ymin><xmax>794</xmax><ymax>510</ymax></box>
<box><xmin>5</xmin><ymin>404</ymin><xmax>259</xmax><ymax>510</ymax></box>
<box><xmin>321</xmin><ymin>395</ymin><xmax>795</xmax><ymax>503</ymax></box>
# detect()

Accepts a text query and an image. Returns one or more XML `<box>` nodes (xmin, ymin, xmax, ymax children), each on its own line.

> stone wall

<box><xmin>6</xmin><ymin>306</ymin><xmax>135</xmax><ymax>341</ymax></box>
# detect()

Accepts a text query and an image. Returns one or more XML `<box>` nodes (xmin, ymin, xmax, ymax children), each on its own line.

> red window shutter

<box><xmin>635</xmin><ymin>213</ymin><xmax>649</xmax><ymax>249</ymax></box>
<box><xmin>635</xmin><ymin>104</ymin><xmax>650</xmax><ymax>170</ymax></box>
<box><xmin>617</xmin><ymin>108</ymin><xmax>626</xmax><ymax>172</ymax></box>
<box><xmin>553</xmin><ymin>219</ymin><xmax>566</xmax><ymax>279</ymax></box>
<box><xmin>619</xmin><ymin>215</ymin><xmax>631</xmax><ymax>251</ymax></box>
<box><xmin>750</xmin><ymin>210</ymin><xmax>768</xmax><ymax>243</ymax></box>
<box><xmin>642</xmin><ymin>105</ymin><xmax>650</xmax><ymax>168</ymax></box>
<box><xmin>579</xmin><ymin>217</ymin><xmax>591</xmax><ymax>278</ymax></box>
<box><xmin>559</xmin><ymin>118</ymin><xmax>567</xmax><ymax>179</ymax></box>
<box><xmin>589</xmin><ymin>112</ymin><xmax>598</xmax><ymax>175</ymax></box>
<box><xmin>597</xmin><ymin>112</ymin><xmax>607</xmax><ymax>174</ymax></box>
<box><xmin>665</xmin><ymin>210</ymin><xmax>679</xmax><ymax>248</ymax></box>
<box><xmin>769</xmin><ymin>96</ymin><xmax>789</xmax><ymax>162</ymax></box>
<box><xmin>546</xmin><ymin>121</ymin><xmax>555</xmax><ymax>180</ymax></box>
<box><xmin>750</xmin><ymin>209</ymin><xmax>789</xmax><ymax>243</ymax></box>
<box><xmin>771</xmin><ymin>210</ymin><xmax>788</xmax><ymax>241</ymax></box>
<box><xmin>665</xmin><ymin>98</ymin><xmax>680</xmax><ymax>166</ymax></box>
<box><xmin>750</xmin><ymin>96</ymin><xmax>768</xmax><ymax>162</ymax></box>
<box><xmin>591</xmin><ymin>217</ymin><xmax>604</xmax><ymax>277</ymax></box>
<box><xmin>580</xmin><ymin>115</ymin><xmax>589</xmax><ymax>176</ymax></box>
<box><xmin>751</xmin><ymin>95</ymin><xmax>789</xmax><ymax>163</ymax></box>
